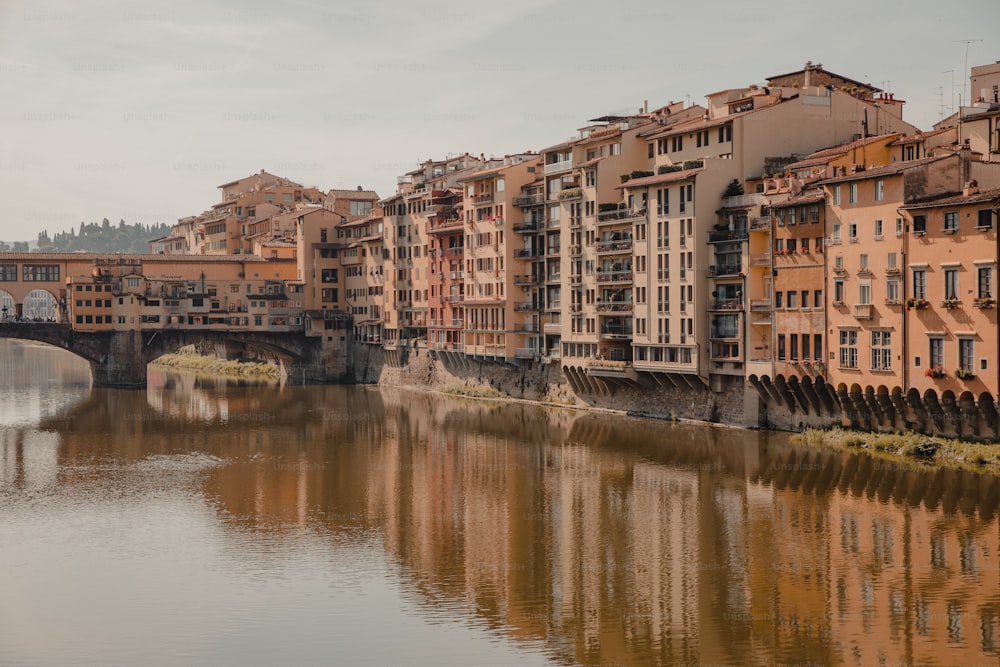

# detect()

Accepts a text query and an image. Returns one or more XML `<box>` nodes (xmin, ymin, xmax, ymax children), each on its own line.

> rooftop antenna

<box><xmin>954</xmin><ymin>39</ymin><xmax>983</xmax><ymax>104</ymax></box>
<box><xmin>942</xmin><ymin>69</ymin><xmax>956</xmax><ymax>115</ymax></box>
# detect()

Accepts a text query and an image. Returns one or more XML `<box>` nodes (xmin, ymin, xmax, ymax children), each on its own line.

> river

<box><xmin>0</xmin><ymin>339</ymin><xmax>997</xmax><ymax>666</ymax></box>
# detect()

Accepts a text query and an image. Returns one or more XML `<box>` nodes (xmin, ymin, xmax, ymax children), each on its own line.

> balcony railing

<box><xmin>710</xmin><ymin>264</ymin><xmax>741</xmax><ymax>277</ymax></box>
<box><xmin>514</xmin><ymin>249</ymin><xmax>539</xmax><ymax>259</ymax></box>
<box><xmin>515</xmin><ymin>301</ymin><xmax>538</xmax><ymax>312</ymax></box>
<box><xmin>750</xmin><ymin>254</ymin><xmax>771</xmax><ymax>267</ymax></box>
<box><xmin>750</xmin><ymin>299</ymin><xmax>772</xmax><ymax>312</ymax></box>
<box><xmin>596</xmin><ymin>240</ymin><xmax>633</xmax><ymax>254</ymax></box>
<box><xmin>544</xmin><ymin>158</ymin><xmax>573</xmax><ymax>174</ymax></box>
<box><xmin>514</xmin><ymin>347</ymin><xmax>540</xmax><ymax>359</ymax></box>
<box><xmin>513</xmin><ymin>274</ymin><xmax>541</xmax><ymax>285</ymax></box>
<box><xmin>711</xmin><ymin>299</ymin><xmax>742</xmax><ymax>311</ymax></box>
<box><xmin>597</xmin><ymin>207</ymin><xmax>646</xmax><ymax>224</ymax></box>
<box><xmin>722</xmin><ymin>193</ymin><xmax>767</xmax><ymax>208</ymax></box>
<box><xmin>599</xmin><ymin>327</ymin><xmax>632</xmax><ymax>340</ymax></box>
<box><xmin>596</xmin><ymin>270</ymin><xmax>633</xmax><ymax>284</ymax></box>
<box><xmin>567</xmin><ymin>244</ymin><xmax>583</xmax><ymax>255</ymax></box>
<box><xmin>473</xmin><ymin>192</ymin><xmax>495</xmax><ymax>205</ymax></box>
<box><xmin>446</xmin><ymin>295</ymin><xmax>464</xmax><ymax>303</ymax></box>
<box><xmin>512</xmin><ymin>220</ymin><xmax>540</xmax><ymax>233</ymax></box>
<box><xmin>513</xmin><ymin>193</ymin><xmax>545</xmax><ymax>207</ymax></box>
<box><xmin>749</xmin><ymin>216</ymin><xmax>771</xmax><ymax>231</ymax></box>
<box><xmin>596</xmin><ymin>302</ymin><xmax>633</xmax><ymax>313</ymax></box>
<box><xmin>709</xmin><ymin>229</ymin><xmax>749</xmax><ymax>243</ymax></box>
<box><xmin>853</xmin><ymin>304</ymin><xmax>873</xmax><ymax>320</ymax></box>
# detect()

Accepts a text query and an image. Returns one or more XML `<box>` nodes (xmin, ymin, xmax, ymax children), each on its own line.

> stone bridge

<box><xmin>0</xmin><ymin>322</ymin><xmax>352</xmax><ymax>387</ymax></box>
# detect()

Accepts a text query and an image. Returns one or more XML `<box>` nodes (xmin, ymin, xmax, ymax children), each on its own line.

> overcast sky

<box><xmin>0</xmin><ymin>0</ymin><xmax>996</xmax><ymax>242</ymax></box>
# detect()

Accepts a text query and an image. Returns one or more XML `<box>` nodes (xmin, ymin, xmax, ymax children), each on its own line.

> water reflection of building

<box><xmin>10</xmin><ymin>376</ymin><xmax>998</xmax><ymax>667</ymax></box>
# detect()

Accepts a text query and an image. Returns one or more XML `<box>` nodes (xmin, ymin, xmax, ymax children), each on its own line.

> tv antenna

<box><xmin>954</xmin><ymin>39</ymin><xmax>983</xmax><ymax>105</ymax></box>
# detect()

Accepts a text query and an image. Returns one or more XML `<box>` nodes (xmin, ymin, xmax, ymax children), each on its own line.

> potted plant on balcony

<box><xmin>955</xmin><ymin>367</ymin><xmax>975</xmax><ymax>380</ymax></box>
<box><xmin>905</xmin><ymin>298</ymin><xmax>929</xmax><ymax>310</ymax></box>
<box><xmin>940</xmin><ymin>297</ymin><xmax>961</xmax><ymax>309</ymax></box>
<box><xmin>925</xmin><ymin>365</ymin><xmax>945</xmax><ymax>378</ymax></box>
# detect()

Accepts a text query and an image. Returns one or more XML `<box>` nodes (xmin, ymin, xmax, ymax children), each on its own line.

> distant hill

<box><xmin>0</xmin><ymin>219</ymin><xmax>173</xmax><ymax>254</ymax></box>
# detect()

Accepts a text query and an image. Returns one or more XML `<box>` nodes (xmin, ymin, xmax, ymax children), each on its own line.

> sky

<box><xmin>0</xmin><ymin>0</ymin><xmax>997</xmax><ymax>243</ymax></box>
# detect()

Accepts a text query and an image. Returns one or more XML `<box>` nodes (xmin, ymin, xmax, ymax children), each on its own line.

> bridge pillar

<box><xmin>91</xmin><ymin>330</ymin><xmax>146</xmax><ymax>387</ymax></box>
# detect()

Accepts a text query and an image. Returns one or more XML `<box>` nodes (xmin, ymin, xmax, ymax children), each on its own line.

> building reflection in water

<box><xmin>1</xmin><ymin>357</ymin><xmax>998</xmax><ymax>666</ymax></box>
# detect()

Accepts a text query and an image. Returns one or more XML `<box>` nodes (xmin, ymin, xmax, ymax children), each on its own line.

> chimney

<box><xmin>963</xmin><ymin>179</ymin><xmax>979</xmax><ymax>196</ymax></box>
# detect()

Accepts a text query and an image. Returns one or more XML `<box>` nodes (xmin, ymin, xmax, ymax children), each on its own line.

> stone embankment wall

<box><xmin>349</xmin><ymin>343</ymin><xmax>785</xmax><ymax>430</ymax></box>
<box><xmin>349</xmin><ymin>343</ymin><xmax>999</xmax><ymax>439</ymax></box>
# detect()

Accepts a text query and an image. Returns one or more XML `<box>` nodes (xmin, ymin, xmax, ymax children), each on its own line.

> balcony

<box><xmin>722</xmin><ymin>193</ymin><xmax>767</xmax><ymax>209</ymax></box>
<box><xmin>596</xmin><ymin>301</ymin><xmax>633</xmax><ymax>313</ymax></box>
<box><xmin>545</xmin><ymin>300</ymin><xmax>561</xmax><ymax>311</ymax></box>
<box><xmin>514</xmin><ymin>248</ymin><xmax>539</xmax><ymax>259</ymax></box>
<box><xmin>544</xmin><ymin>158</ymin><xmax>573</xmax><ymax>175</ymax></box>
<box><xmin>473</xmin><ymin>192</ymin><xmax>495</xmax><ymax>205</ymax></box>
<box><xmin>750</xmin><ymin>299</ymin><xmax>772</xmax><ymax>312</ymax></box>
<box><xmin>599</xmin><ymin>327</ymin><xmax>632</xmax><ymax>340</ymax></box>
<box><xmin>597</xmin><ymin>207</ymin><xmax>646</xmax><ymax>225</ymax></box>
<box><xmin>557</xmin><ymin>187</ymin><xmax>582</xmax><ymax>201</ymax></box>
<box><xmin>513</xmin><ymin>193</ymin><xmax>545</xmax><ymax>207</ymax></box>
<box><xmin>446</xmin><ymin>295</ymin><xmax>464</xmax><ymax>303</ymax></box>
<box><xmin>513</xmin><ymin>274</ymin><xmax>541</xmax><ymax>286</ymax></box>
<box><xmin>709</xmin><ymin>229</ymin><xmax>749</xmax><ymax>243</ymax></box>
<box><xmin>596</xmin><ymin>270</ymin><xmax>633</xmax><ymax>284</ymax></box>
<box><xmin>710</xmin><ymin>264</ymin><xmax>741</xmax><ymax>277</ymax></box>
<box><xmin>449</xmin><ymin>270</ymin><xmax>465</xmax><ymax>280</ymax></box>
<box><xmin>853</xmin><ymin>304</ymin><xmax>873</xmax><ymax>320</ymax></box>
<box><xmin>567</xmin><ymin>244</ymin><xmax>583</xmax><ymax>255</ymax></box>
<box><xmin>586</xmin><ymin>359</ymin><xmax>631</xmax><ymax>377</ymax></box>
<box><xmin>749</xmin><ymin>216</ymin><xmax>771</xmax><ymax>231</ymax></box>
<box><xmin>546</xmin><ymin>273</ymin><xmax>562</xmax><ymax>284</ymax></box>
<box><xmin>514</xmin><ymin>348</ymin><xmax>539</xmax><ymax>359</ymax></box>
<box><xmin>710</xmin><ymin>299</ymin><xmax>742</xmax><ymax>311</ymax></box>
<box><xmin>596</xmin><ymin>240</ymin><xmax>633</xmax><ymax>254</ymax></box>
<box><xmin>515</xmin><ymin>300</ymin><xmax>538</xmax><ymax>312</ymax></box>
<box><xmin>750</xmin><ymin>254</ymin><xmax>771</xmax><ymax>267</ymax></box>
<box><xmin>512</xmin><ymin>220</ymin><xmax>540</xmax><ymax>233</ymax></box>
<box><xmin>543</xmin><ymin>321</ymin><xmax>561</xmax><ymax>334</ymax></box>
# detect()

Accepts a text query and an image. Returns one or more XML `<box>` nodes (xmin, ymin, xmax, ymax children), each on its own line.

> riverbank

<box><xmin>150</xmin><ymin>351</ymin><xmax>280</xmax><ymax>380</ymax></box>
<box><xmin>794</xmin><ymin>428</ymin><xmax>1000</xmax><ymax>472</ymax></box>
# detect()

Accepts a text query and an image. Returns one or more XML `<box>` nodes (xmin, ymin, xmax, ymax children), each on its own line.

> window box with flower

<box><xmin>905</xmin><ymin>298</ymin><xmax>929</xmax><ymax>310</ymax></box>
<box><xmin>974</xmin><ymin>297</ymin><xmax>995</xmax><ymax>309</ymax></box>
<box><xmin>926</xmin><ymin>366</ymin><xmax>945</xmax><ymax>378</ymax></box>
<box><xmin>940</xmin><ymin>298</ymin><xmax>961</xmax><ymax>309</ymax></box>
<box><xmin>955</xmin><ymin>368</ymin><xmax>975</xmax><ymax>380</ymax></box>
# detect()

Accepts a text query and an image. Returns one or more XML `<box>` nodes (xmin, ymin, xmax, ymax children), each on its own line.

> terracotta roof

<box><xmin>577</xmin><ymin>156</ymin><xmax>607</xmax><ymax>169</ymax></box>
<box><xmin>0</xmin><ymin>252</ymin><xmax>279</xmax><ymax>262</ymax></box>
<box><xmin>769</xmin><ymin>192</ymin><xmax>826</xmax><ymax>209</ymax></box>
<box><xmin>808</xmin><ymin>133</ymin><xmax>901</xmax><ymax>160</ymax></box>
<box><xmin>539</xmin><ymin>137</ymin><xmax>579</xmax><ymax>154</ymax></box>
<box><xmin>328</xmin><ymin>188</ymin><xmax>380</xmax><ymax>200</ymax></box>
<box><xmin>901</xmin><ymin>187</ymin><xmax>1000</xmax><ymax>210</ymax></box>
<box><xmin>616</xmin><ymin>168</ymin><xmax>703</xmax><ymax>190</ymax></box>
<box><xmin>764</xmin><ymin>67</ymin><xmax>880</xmax><ymax>92</ymax></box>
<box><xmin>887</xmin><ymin>128</ymin><xmax>952</xmax><ymax>146</ymax></box>
<box><xmin>816</xmin><ymin>155</ymin><xmax>951</xmax><ymax>186</ymax></box>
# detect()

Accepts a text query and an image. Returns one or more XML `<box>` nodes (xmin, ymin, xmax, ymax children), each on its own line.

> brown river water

<box><xmin>0</xmin><ymin>339</ymin><xmax>997</xmax><ymax>666</ymax></box>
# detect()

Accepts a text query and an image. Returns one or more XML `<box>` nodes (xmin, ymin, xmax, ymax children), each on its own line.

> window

<box><xmin>887</xmin><ymin>252</ymin><xmax>897</xmax><ymax>270</ymax></box>
<box><xmin>874</xmin><ymin>179</ymin><xmax>884</xmax><ymax>201</ymax></box>
<box><xmin>777</xmin><ymin>334</ymin><xmax>786</xmax><ymax>361</ymax></box>
<box><xmin>874</xmin><ymin>219</ymin><xmax>883</xmax><ymax>240</ymax></box>
<box><xmin>833</xmin><ymin>280</ymin><xmax>845</xmax><ymax>304</ymax></box>
<box><xmin>858</xmin><ymin>282</ymin><xmax>871</xmax><ymax>305</ymax></box>
<box><xmin>350</xmin><ymin>201</ymin><xmax>373</xmax><ymax>217</ymax></box>
<box><xmin>774</xmin><ymin>291</ymin><xmax>783</xmax><ymax>308</ymax></box>
<box><xmin>801</xmin><ymin>290</ymin><xmax>809</xmax><ymax>308</ymax></box>
<box><xmin>848</xmin><ymin>222</ymin><xmax>858</xmax><ymax>242</ymax></box>
<box><xmin>943</xmin><ymin>211</ymin><xmax>959</xmax><ymax>233</ymax></box>
<box><xmin>978</xmin><ymin>265</ymin><xmax>993</xmax><ymax>298</ymax></box>
<box><xmin>912</xmin><ymin>269</ymin><xmax>926</xmax><ymax>299</ymax></box>
<box><xmin>860</xmin><ymin>254</ymin><xmax>869</xmax><ymax>271</ymax></box>
<box><xmin>944</xmin><ymin>268</ymin><xmax>958</xmax><ymax>300</ymax></box>
<box><xmin>839</xmin><ymin>330</ymin><xmax>858</xmax><ymax>368</ymax></box>
<box><xmin>871</xmin><ymin>331</ymin><xmax>892</xmax><ymax>371</ymax></box>
<box><xmin>814</xmin><ymin>334</ymin><xmax>822</xmax><ymax>361</ymax></box>
<box><xmin>978</xmin><ymin>209</ymin><xmax>994</xmax><ymax>231</ymax></box>
<box><xmin>896</xmin><ymin>218</ymin><xmax>904</xmax><ymax>236</ymax></box>
<box><xmin>814</xmin><ymin>290</ymin><xmax>823</xmax><ymax>308</ymax></box>
<box><xmin>790</xmin><ymin>334</ymin><xmax>798</xmax><ymax>360</ymax></box>
<box><xmin>912</xmin><ymin>215</ymin><xmax>927</xmax><ymax>234</ymax></box>
<box><xmin>787</xmin><ymin>291</ymin><xmax>797</xmax><ymax>308</ymax></box>
<box><xmin>833</xmin><ymin>186</ymin><xmax>841</xmax><ymax>206</ymax></box>
<box><xmin>848</xmin><ymin>183</ymin><xmax>857</xmax><ymax>204</ymax></box>
<box><xmin>801</xmin><ymin>334</ymin><xmax>810</xmax><ymax>360</ymax></box>
<box><xmin>959</xmin><ymin>338</ymin><xmax>974</xmax><ymax>373</ymax></box>
<box><xmin>886</xmin><ymin>280</ymin><xmax>900</xmax><ymax>302</ymax></box>
<box><xmin>0</xmin><ymin>264</ymin><xmax>15</xmax><ymax>281</ymax></box>
<box><xmin>929</xmin><ymin>337</ymin><xmax>944</xmax><ymax>369</ymax></box>
<box><xmin>22</xmin><ymin>265</ymin><xmax>60</xmax><ymax>281</ymax></box>
<box><xmin>809</xmin><ymin>205</ymin><xmax>819</xmax><ymax>224</ymax></box>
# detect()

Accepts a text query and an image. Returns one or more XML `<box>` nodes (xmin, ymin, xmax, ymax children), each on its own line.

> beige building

<box><xmin>459</xmin><ymin>154</ymin><xmax>541</xmax><ymax>360</ymax></box>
